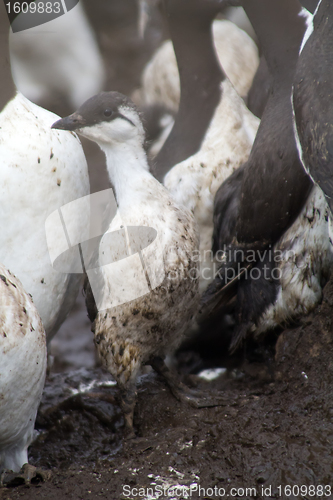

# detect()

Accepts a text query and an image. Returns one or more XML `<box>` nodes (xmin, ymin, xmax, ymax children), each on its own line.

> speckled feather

<box><xmin>0</xmin><ymin>93</ymin><xmax>90</xmax><ymax>339</ymax></box>
<box><xmin>255</xmin><ymin>186</ymin><xmax>333</xmax><ymax>336</ymax></box>
<box><xmin>55</xmin><ymin>95</ymin><xmax>200</xmax><ymax>392</ymax></box>
<box><xmin>0</xmin><ymin>265</ymin><xmax>46</xmax><ymax>472</ymax></box>
<box><xmin>201</xmin><ymin>0</ymin><xmax>318</xmax><ymax>350</ymax></box>
<box><xmin>94</xmin><ymin>181</ymin><xmax>199</xmax><ymax>389</ymax></box>
<box><xmin>203</xmin><ymin>185</ymin><xmax>333</xmax><ymax>350</ymax></box>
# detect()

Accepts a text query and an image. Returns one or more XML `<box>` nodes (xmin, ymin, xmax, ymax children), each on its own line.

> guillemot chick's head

<box><xmin>52</xmin><ymin>91</ymin><xmax>144</xmax><ymax>146</ymax></box>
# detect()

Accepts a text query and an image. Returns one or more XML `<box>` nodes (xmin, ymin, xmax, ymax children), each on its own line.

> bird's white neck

<box><xmin>100</xmin><ymin>139</ymin><xmax>153</xmax><ymax>208</ymax></box>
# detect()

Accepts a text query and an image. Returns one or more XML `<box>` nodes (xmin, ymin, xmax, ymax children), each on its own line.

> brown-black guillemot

<box><xmin>200</xmin><ymin>0</ymin><xmax>332</xmax><ymax>353</ymax></box>
<box><xmin>293</xmin><ymin>0</ymin><xmax>333</xmax><ymax>216</ymax></box>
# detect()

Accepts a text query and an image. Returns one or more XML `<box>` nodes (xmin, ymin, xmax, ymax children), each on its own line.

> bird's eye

<box><xmin>104</xmin><ymin>109</ymin><xmax>113</xmax><ymax>117</ymax></box>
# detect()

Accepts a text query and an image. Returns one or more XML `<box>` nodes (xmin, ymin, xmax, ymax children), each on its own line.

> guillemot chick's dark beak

<box><xmin>51</xmin><ymin>112</ymin><xmax>86</xmax><ymax>131</ymax></box>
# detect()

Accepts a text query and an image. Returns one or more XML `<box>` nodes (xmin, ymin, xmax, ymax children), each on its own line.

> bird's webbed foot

<box><xmin>1</xmin><ymin>464</ymin><xmax>51</xmax><ymax>488</ymax></box>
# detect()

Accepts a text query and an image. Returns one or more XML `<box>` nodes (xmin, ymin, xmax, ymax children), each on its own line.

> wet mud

<box><xmin>2</xmin><ymin>1</ymin><xmax>333</xmax><ymax>499</ymax></box>
<box><xmin>3</xmin><ymin>276</ymin><xmax>333</xmax><ymax>498</ymax></box>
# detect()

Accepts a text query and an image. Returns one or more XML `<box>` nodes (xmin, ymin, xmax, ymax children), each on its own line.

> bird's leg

<box><xmin>0</xmin><ymin>464</ymin><xmax>51</xmax><ymax>487</ymax></box>
<box><xmin>150</xmin><ymin>356</ymin><xmax>201</xmax><ymax>406</ymax></box>
<box><xmin>119</xmin><ymin>384</ymin><xmax>137</xmax><ymax>439</ymax></box>
<box><xmin>150</xmin><ymin>356</ymin><xmax>227</xmax><ymax>408</ymax></box>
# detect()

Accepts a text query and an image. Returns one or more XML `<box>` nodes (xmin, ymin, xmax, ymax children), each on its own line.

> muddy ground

<box><xmin>3</xmin><ymin>276</ymin><xmax>333</xmax><ymax>499</ymax></box>
<box><xmin>2</xmin><ymin>1</ymin><xmax>333</xmax><ymax>499</ymax></box>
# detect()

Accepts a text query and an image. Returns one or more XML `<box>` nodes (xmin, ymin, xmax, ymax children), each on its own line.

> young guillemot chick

<box><xmin>154</xmin><ymin>0</ymin><xmax>259</xmax><ymax>293</ymax></box>
<box><xmin>0</xmin><ymin>3</ymin><xmax>90</xmax><ymax>341</ymax></box>
<box><xmin>293</xmin><ymin>0</ymin><xmax>333</xmax><ymax>215</ymax></box>
<box><xmin>200</xmin><ymin>0</ymin><xmax>323</xmax><ymax>352</ymax></box>
<box><xmin>52</xmin><ymin>92</ymin><xmax>203</xmax><ymax>433</ymax></box>
<box><xmin>0</xmin><ymin>265</ymin><xmax>46</xmax><ymax>480</ymax></box>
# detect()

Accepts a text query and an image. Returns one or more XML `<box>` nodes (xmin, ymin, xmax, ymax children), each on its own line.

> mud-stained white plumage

<box><xmin>52</xmin><ymin>92</ymin><xmax>199</xmax><ymax>428</ymax></box>
<box><xmin>95</xmin><ymin>194</ymin><xmax>199</xmax><ymax>388</ymax></box>
<box><xmin>0</xmin><ymin>265</ymin><xmax>46</xmax><ymax>473</ymax></box>
<box><xmin>264</xmin><ymin>3</ymin><xmax>331</xmax><ymax>335</ymax></box>
<box><xmin>10</xmin><ymin>3</ymin><xmax>105</xmax><ymax>108</ymax></box>
<box><xmin>255</xmin><ymin>187</ymin><xmax>333</xmax><ymax>336</ymax></box>
<box><xmin>0</xmin><ymin>93</ymin><xmax>90</xmax><ymax>340</ymax></box>
<box><xmin>0</xmin><ymin>0</ymin><xmax>90</xmax><ymax>341</ymax></box>
<box><xmin>133</xmin><ymin>19</ymin><xmax>259</xmax><ymax>113</ymax></box>
<box><xmin>164</xmin><ymin>79</ymin><xmax>260</xmax><ymax>292</ymax></box>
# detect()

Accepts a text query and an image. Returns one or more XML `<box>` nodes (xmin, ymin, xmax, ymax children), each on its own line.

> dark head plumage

<box><xmin>52</xmin><ymin>91</ymin><xmax>137</xmax><ymax>131</ymax></box>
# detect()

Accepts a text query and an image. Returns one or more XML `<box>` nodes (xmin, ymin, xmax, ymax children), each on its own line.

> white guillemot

<box><xmin>52</xmin><ymin>91</ymin><xmax>203</xmax><ymax>433</ymax></box>
<box><xmin>0</xmin><ymin>265</ymin><xmax>46</xmax><ymax>478</ymax></box>
<box><xmin>0</xmin><ymin>3</ymin><xmax>90</xmax><ymax>340</ymax></box>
